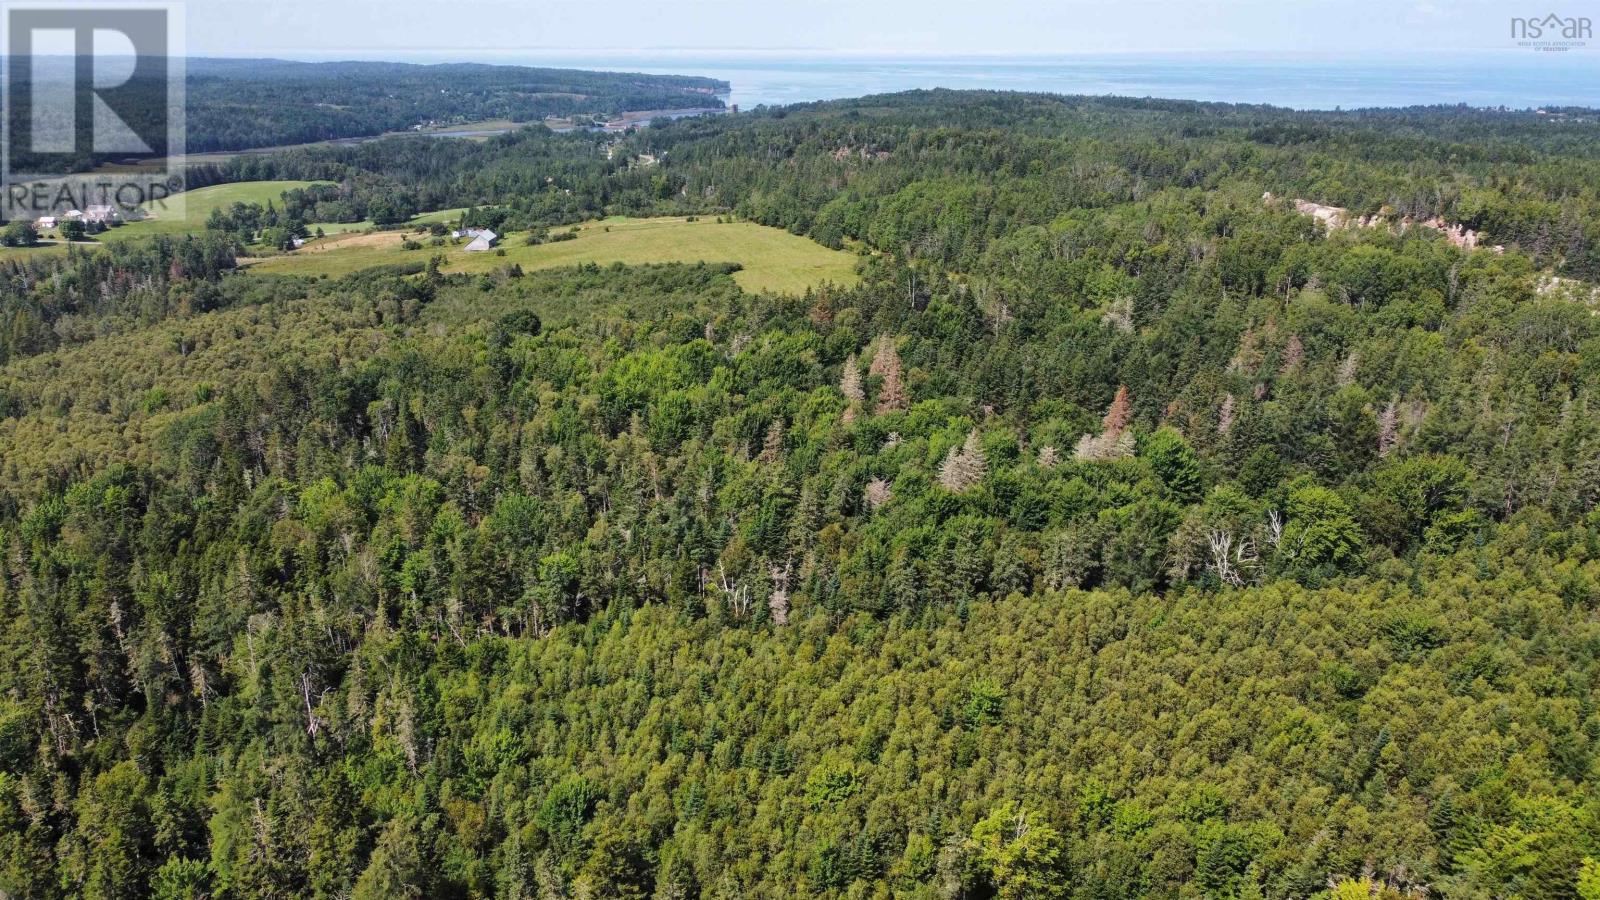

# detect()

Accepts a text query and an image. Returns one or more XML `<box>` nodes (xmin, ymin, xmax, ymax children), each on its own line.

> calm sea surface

<box><xmin>453</xmin><ymin>52</ymin><xmax>1600</xmax><ymax>111</ymax></box>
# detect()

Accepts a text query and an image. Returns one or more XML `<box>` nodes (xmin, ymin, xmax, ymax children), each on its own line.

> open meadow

<box><xmin>2</xmin><ymin>181</ymin><xmax>329</xmax><ymax>258</ymax></box>
<box><xmin>243</xmin><ymin>215</ymin><xmax>861</xmax><ymax>293</ymax></box>
<box><xmin>2</xmin><ymin>180</ymin><xmax>463</xmax><ymax>255</ymax></box>
<box><xmin>3</xmin><ymin>184</ymin><xmax>858</xmax><ymax>296</ymax></box>
<box><xmin>307</xmin><ymin>205</ymin><xmax>469</xmax><ymax>237</ymax></box>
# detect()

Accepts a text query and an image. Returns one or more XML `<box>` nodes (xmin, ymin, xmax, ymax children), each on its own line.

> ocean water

<box><xmin>460</xmin><ymin>52</ymin><xmax>1600</xmax><ymax>111</ymax></box>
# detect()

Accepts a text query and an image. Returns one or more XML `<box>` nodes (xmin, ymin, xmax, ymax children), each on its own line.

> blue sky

<box><xmin>186</xmin><ymin>0</ymin><xmax>1564</xmax><ymax>59</ymax></box>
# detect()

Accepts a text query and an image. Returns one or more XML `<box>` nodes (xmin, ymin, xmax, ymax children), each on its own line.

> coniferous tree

<box><xmin>840</xmin><ymin>354</ymin><xmax>864</xmax><ymax>424</ymax></box>
<box><xmin>871</xmin><ymin>336</ymin><xmax>908</xmax><ymax>415</ymax></box>
<box><xmin>939</xmin><ymin>430</ymin><xmax>988</xmax><ymax>493</ymax></box>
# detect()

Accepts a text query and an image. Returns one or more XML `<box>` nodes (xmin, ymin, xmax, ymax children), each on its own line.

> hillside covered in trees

<box><xmin>11</xmin><ymin>57</ymin><xmax>728</xmax><ymax>173</ymax></box>
<box><xmin>183</xmin><ymin>59</ymin><xmax>728</xmax><ymax>153</ymax></box>
<box><xmin>3</xmin><ymin>91</ymin><xmax>1600</xmax><ymax>898</ymax></box>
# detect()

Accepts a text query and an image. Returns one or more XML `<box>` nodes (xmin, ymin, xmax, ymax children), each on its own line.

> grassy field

<box><xmin>0</xmin><ymin>242</ymin><xmax>77</xmax><ymax>260</ymax></box>
<box><xmin>180</xmin><ymin>119</ymin><xmax>523</xmax><ymax>165</ymax></box>
<box><xmin>1</xmin><ymin>181</ymin><xmax>459</xmax><ymax>258</ymax></box>
<box><xmin>0</xmin><ymin>181</ymin><xmax>329</xmax><ymax>259</ymax></box>
<box><xmin>311</xmin><ymin>206</ymin><xmax>468</xmax><ymax>236</ymax></box>
<box><xmin>107</xmin><ymin>180</ymin><xmax>332</xmax><ymax>240</ymax></box>
<box><xmin>245</xmin><ymin>216</ymin><xmax>861</xmax><ymax>293</ymax></box>
<box><xmin>3</xmin><ymin>181</ymin><xmax>333</xmax><ymax>254</ymax></box>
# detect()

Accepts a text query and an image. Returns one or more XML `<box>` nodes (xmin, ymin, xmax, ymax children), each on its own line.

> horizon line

<box><xmin>166</xmin><ymin>47</ymin><xmax>1600</xmax><ymax>62</ymax></box>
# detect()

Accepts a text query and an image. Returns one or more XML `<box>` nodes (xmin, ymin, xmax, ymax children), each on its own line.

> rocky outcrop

<box><xmin>1293</xmin><ymin>199</ymin><xmax>1350</xmax><ymax>229</ymax></box>
<box><xmin>1265</xmin><ymin>192</ymin><xmax>1503</xmax><ymax>253</ymax></box>
<box><xmin>1418</xmin><ymin>217</ymin><xmax>1483</xmax><ymax>251</ymax></box>
<box><xmin>831</xmin><ymin>146</ymin><xmax>892</xmax><ymax>161</ymax></box>
<box><xmin>1536</xmin><ymin>274</ymin><xmax>1600</xmax><ymax>303</ymax></box>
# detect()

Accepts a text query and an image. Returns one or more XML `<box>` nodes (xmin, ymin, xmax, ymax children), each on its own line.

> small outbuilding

<box><xmin>84</xmin><ymin>205</ymin><xmax>123</xmax><ymax>225</ymax></box>
<box><xmin>463</xmin><ymin>229</ymin><xmax>499</xmax><ymax>252</ymax></box>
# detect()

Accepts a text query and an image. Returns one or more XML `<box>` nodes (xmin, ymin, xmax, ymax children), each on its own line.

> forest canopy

<box><xmin>2</xmin><ymin>89</ymin><xmax>1600</xmax><ymax>899</ymax></box>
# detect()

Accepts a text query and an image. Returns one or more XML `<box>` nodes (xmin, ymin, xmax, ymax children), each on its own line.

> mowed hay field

<box><xmin>246</xmin><ymin>217</ymin><xmax>862</xmax><ymax>294</ymax></box>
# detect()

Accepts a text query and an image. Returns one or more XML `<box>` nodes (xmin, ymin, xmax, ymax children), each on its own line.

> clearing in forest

<box><xmin>1</xmin><ymin>181</ymin><xmax>329</xmax><ymax>255</ymax></box>
<box><xmin>245</xmin><ymin>216</ymin><xmax>862</xmax><ymax>294</ymax></box>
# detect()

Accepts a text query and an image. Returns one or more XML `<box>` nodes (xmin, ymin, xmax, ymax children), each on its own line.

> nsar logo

<box><xmin>1510</xmin><ymin>12</ymin><xmax>1592</xmax><ymax>50</ymax></box>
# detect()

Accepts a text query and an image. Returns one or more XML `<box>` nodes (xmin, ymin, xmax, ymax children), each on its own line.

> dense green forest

<box><xmin>183</xmin><ymin>60</ymin><xmax>727</xmax><ymax>153</ymax></box>
<box><xmin>208</xmin><ymin>92</ymin><xmax>1600</xmax><ymax>281</ymax></box>
<box><xmin>3</xmin><ymin>90</ymin><xmax>1600</xmax><ymax>898</ymax></box>
<box><xmin>10</xmin><ymin>57</ymin><xmax>727</xmax><ymax>173</ymax></box>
